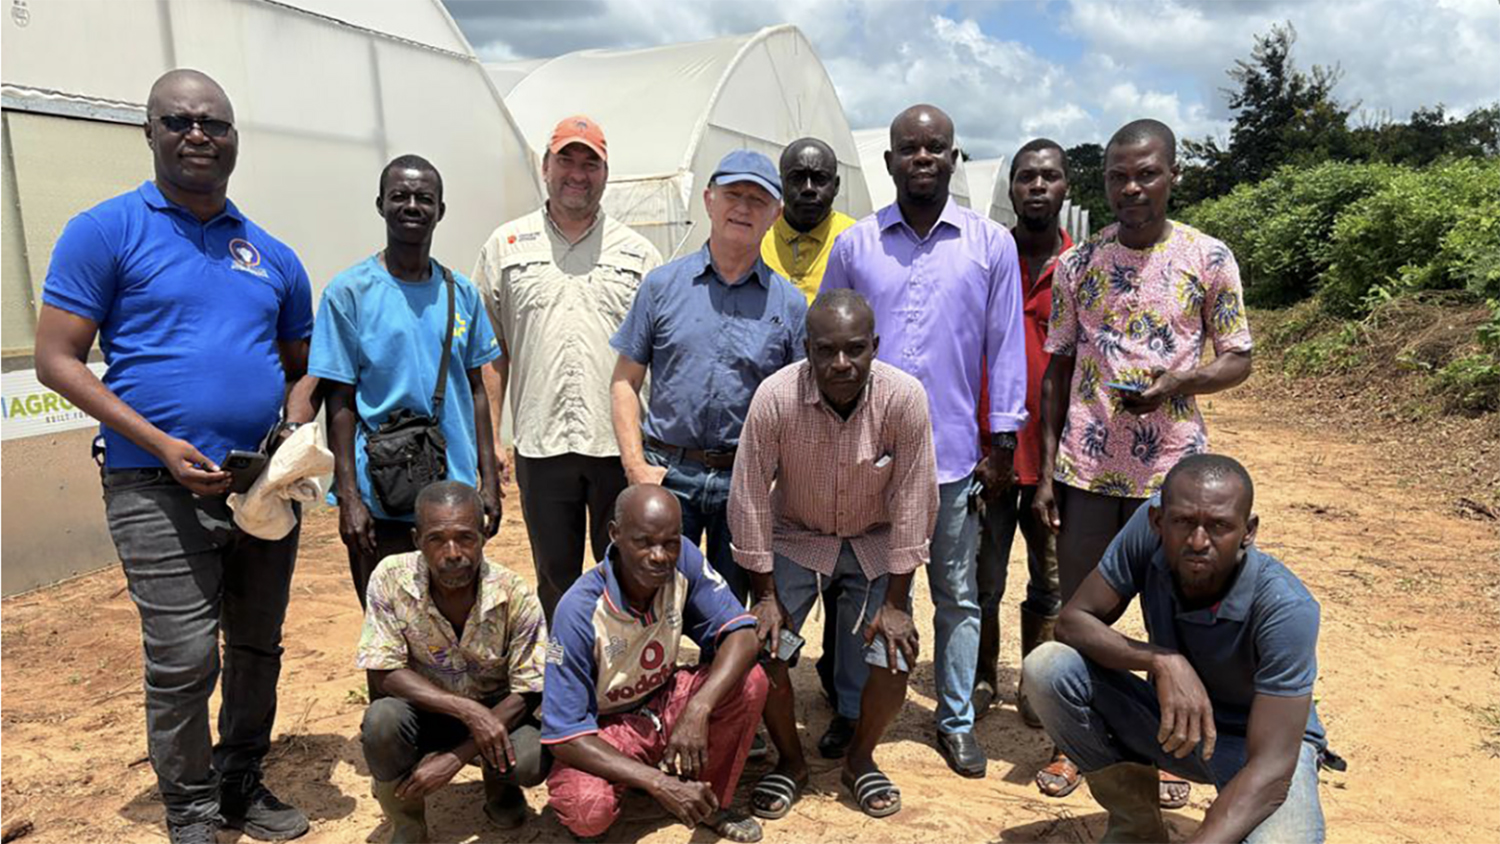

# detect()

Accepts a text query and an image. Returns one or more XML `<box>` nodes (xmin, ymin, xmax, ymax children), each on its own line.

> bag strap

<box><xmin>431</xmin><ymin>261</ymin><xmax>457</xmax><ymax>414</ymax></box>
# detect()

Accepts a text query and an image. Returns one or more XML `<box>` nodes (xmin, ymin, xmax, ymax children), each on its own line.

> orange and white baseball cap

<box><xmin>548</xmin><ymin>115</ymin><xmax>607</xmax><ymax>162</ymax></box>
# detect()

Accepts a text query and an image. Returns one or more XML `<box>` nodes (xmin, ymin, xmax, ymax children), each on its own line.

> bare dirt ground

<box><xmin>4</xmin><ymin>391</ymin><xmax>1499</xmax><ymax>844</ymax></box>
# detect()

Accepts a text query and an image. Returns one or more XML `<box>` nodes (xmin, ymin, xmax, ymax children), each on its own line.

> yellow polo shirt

<box><xmin>760</xmin><ymin>210</ymin><xmax>857</xmax><ymax>303</ymax></box>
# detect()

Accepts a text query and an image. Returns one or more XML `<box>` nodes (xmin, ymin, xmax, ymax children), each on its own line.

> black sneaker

<box><xmin>167</xmin><ymin>818</ymin><xmax>220</xmax><ymax>844</ymax></box>
<box><xmin>220</xmin><ymin>771</ymin><xmax>310</xmax><ymax>841</ymax></box>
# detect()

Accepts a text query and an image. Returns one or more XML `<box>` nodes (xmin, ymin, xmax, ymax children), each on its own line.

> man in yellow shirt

<box><xmin>761</xmin><ymin>137</ymin><xmax>856</xmax><ymax>303</ymax></box>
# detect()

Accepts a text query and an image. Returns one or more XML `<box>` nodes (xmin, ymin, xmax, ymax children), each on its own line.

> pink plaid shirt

<box><xmin>729</xmin><ymin>360</ymin><xmax>938</xmax><ymax>580</ymax></box>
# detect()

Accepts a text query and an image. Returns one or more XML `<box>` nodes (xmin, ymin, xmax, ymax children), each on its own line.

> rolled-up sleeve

<box><xmin>986</xmin><ymin>230</ymin><xmax>1028</xmax><ymax>433</ymax></box>
<box><xmin>885</xmin><ymin>384</ymin><xmax>939</xmax><ymax>574</ymax></box>
<box><xmin>728</xmin><ymin>382</ymin><xmax>781</xmax><ymax>574</ymax></box>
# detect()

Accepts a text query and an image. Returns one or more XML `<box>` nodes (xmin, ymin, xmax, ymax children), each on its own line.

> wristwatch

<box><xmin>990</xmin><ymin>431</ymin><xmax>1017</xmax><ymax>451</ymax></box>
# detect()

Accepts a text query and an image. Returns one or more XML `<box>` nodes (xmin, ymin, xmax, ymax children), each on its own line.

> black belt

<box><xmin>644</xmin><ymin>435</ymin><xmax>737</xmax><ymax>470</ymax></box>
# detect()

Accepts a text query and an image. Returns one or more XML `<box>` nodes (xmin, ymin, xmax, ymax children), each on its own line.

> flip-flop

<box><xmin>1159</xmin><ymin>770</ymin><xmax>1191</xmax><ymax>809</ymax></box>
<box><xmin>706</xmin><ymin>808</ymin><xmax>763</xmax><ymax>843</ymax></box>
<box><xmin>750</xmin><ymin>771</ymin><xmax>806</xmax><ymax>820</ymax></box>
<box><xmin>842</xmin><ymin>768</ymin><xmax>902</xmax><ymax>819</ymax></box>
<box><xmin>818</xmin><ymin>714</ymin><xmax>856</xmax><ymax>759</ymax></box>
<box><xmin>1035</xmin><ymin>751</ymin><xmax>1082</xmax><ymax>798</ymax></box>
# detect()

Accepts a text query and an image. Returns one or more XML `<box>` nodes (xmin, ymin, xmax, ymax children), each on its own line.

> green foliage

<box><xmin>1282</xmin><ymin>320</ymin><xmax>1365</xmax><ymax>376</ymax></box>
<box><xmin>1320</xmin><ymin>158</ymin><xmax>1500</xmax><ymax>315</ymax></box>
<box><xmin>1181</xmin><ymin>161</ymin><xmax>1396</xmax><ymax>306</ymax></box>
<box><xmin>1062</xmin><ymin>142</ymin><xmax>1110</xmax><ymax>226</ymax></box>
<box><xmin>1433</xmin><ymin>353</ymin><xmax>1500</xmax><ymax>414</ymax></box>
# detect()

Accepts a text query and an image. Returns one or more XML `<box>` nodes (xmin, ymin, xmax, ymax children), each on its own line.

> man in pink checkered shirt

<box><xmin>728</xmin><ymin>289</ymin><xmax>938</xmax><ymax>821</ymax></box>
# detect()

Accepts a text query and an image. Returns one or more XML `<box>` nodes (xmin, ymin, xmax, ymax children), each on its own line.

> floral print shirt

<box><xmin>1044</xmin><ymin>221</ymin><xmax>1252</xmax><ymax>498</ymax></box>
<box><xmin>357</xmin><ymin>552</ymin><xmax>548</xmax><ymax>700</ymax></box>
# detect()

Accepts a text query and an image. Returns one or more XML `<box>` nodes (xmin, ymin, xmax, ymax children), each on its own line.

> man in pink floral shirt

<box><xmin>1031</xmin><ymin>119</ymin><xmax>1254</xmax><ymax>802</ymax></box>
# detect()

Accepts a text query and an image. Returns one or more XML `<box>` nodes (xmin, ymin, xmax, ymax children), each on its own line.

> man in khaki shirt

<box><xmin>472</xmin><ymin>115</ymin><xmax>662</xmax><ymax>620</ymax></box>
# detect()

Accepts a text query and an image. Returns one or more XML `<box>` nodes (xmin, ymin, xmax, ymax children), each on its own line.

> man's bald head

<box><xmin>780</xmin><ymin>137</ymin><xmax>835</xmax><ymax>171</ymax></box>
<box><xmin>612</xmin><ymin>484</ymin><xmax>682</xmax><ymax>529</ymax></box>
<box><xmin>147</xmin><ymin>69</ymin><xmax>234</xmax><ymax>122</ymax></box>
<box><xmin>807</xmin><ymin>289</ymin><xmax>874</xmax><ymax>340</ymax></box>
<box><xmin>889</xmin><ymin>104</ymin><xmax>954</xmax><ymax>147</ymax></box>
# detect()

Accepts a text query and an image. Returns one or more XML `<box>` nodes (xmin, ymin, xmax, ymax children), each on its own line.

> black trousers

<box><xmin>514</xmin><ymin>452</ymin><xmax>629</xmax><ymax>622</ymax></box>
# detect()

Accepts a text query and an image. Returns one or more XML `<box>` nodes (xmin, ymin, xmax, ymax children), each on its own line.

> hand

<box><xmin>461</xmin><ymin>701</ymin><xmax>516</xmax><ymax>771</ymax></box>
<box><xmin>661</xmin><ymin>700</ymin><xmax>711</xmax><ymax>782</ymax></box>
<box><xmin>394</xmin><ymin>749</ymin><xmax>464</xmax><ymax>800</ymax></box>
<box><xmin>1120</xmin><ymin>368</ymin><xmax>1182</xmax><ymax>416</ymax></box>
<box><xmin>157</xmin><ymin>437</ymin><xmax>231</xmax><ymax>496</ymax></box>
<box><xmin>1033</xmin><ymin>478</ymin><xmax>1061</xmax><ymax>534</ymax></box>
<box><xmin>648</xmin><ymin>770</ymin><xmax>719</xmax><ymax>828</ymax></box>
<box><xmin>864</xmin><ymin>603</ymin><xmax>919</xmax><ymax>672</ymax></box>
<box><xmin>976</xmin><ymin>449</ymin><xmax>1016</xmax><ymax>501</ymax></box>
<box><xmin>625</xmin><ymin>460</ymin><xmax>668</xmax><ymax>487</ymax></box>
<box><xmin>481</xmin><ymin>482</ymin><xmax>503</xmax><ymax>538</ymax></box>
<box><xmin>1152</xmin><ymin>653</ymin><xmax>1217</xmax><ymax>760</ymax></box>
<box><xmin>494</xmin><ymin>442</ymin><xmax>513</xmax><ymax>490</ymax></box>
<box><xmin>748</xmin><ymin>592</ymin><xmax>790</xmax><ymax>655</ymax></box>
<box><xmin>338</xmin><ymin>495</ymin><xmax>378</xmax><ymax>560</ymax></box>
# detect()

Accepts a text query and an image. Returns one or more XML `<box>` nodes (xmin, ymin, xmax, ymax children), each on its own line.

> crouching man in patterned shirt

<box><xmin>541</xmin><ymin>484</ymin><xmax>769</xmax><ymax>842</ymax></box>
<box><xmin>356</xmin><ymin>481</ymin><xmax>550</xmax><ymax>843</ymax></box>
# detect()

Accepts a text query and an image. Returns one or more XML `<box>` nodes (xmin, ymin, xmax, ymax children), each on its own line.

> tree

<box><xmin>1063</xmin><ymin>142</ymin><xmax>1110</xmax><ymax>227</ymax></box>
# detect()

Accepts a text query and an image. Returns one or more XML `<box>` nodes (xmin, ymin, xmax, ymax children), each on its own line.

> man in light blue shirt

<box><xmin>609</xmin><ymin>150</ymin><xmax>807</xmax><ymax>601</ymax></box>
<box><xmin>310</xmin><ymin>155</ymin><xmax>503</xmax><ymax>611</ymax></box>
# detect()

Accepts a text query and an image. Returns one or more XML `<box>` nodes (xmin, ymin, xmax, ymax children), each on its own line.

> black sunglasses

<box><xmin>154</xmin><ymin>114</ymin><xmax>234</xmax><ymax>138</ymax></box>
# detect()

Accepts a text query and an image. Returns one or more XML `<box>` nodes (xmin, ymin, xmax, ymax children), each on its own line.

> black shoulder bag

<box><xmin>363</xmin><ymin>262</ymin><xmax>456</xmax><ymax>516</ymax></box>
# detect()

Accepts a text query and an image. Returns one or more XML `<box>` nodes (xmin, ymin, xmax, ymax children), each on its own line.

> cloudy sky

<box><xmin>443</xmin><ymin>0</ymin><xmax>1500</xmax><ymax>161</ymax></box>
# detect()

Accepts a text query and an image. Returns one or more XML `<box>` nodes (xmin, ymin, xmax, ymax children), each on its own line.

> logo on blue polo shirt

<box><xmin>229</xmin><ymin>237</ymin><xmax>269</xmax><ymax>279</ymax></box>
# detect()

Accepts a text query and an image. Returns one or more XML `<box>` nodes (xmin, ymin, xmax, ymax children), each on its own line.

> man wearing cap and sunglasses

<box><xmin>609</xmin><ymin>150</ymin><xmax>807</xmax><ymax>602</ymax></box>
<box><xmin>473</xmin><ymin>115</ymin><xmax>662</xmax><ymax>622</ymax></box>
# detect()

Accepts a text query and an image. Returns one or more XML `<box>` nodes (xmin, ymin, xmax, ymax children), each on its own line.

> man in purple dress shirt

<box><xmin>822</xmin><ymin>104</ymin><xmax>1027</xmax><ymax>778</ymax></box>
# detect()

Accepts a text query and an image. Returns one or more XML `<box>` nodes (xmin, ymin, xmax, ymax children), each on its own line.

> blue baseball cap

<box><xmin>710</xmin><ymin>149</ymin><xmax>782</xmax><ymax>201</ymax></box>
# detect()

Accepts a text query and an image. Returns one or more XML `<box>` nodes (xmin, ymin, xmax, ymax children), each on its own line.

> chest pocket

<box><xmin>501</xmin><ymin>253</ymin><xmax>560</xmax><ymax>317</ymax></box>
<box><xmin>735</xmin><ymin>318</ymin><xmax>792</xmax><ymax>379</ymax></box>
<box><xmin>594</xmin><ymin>255</ymin><xmax>646</xmax><ymax>323</ymax></box>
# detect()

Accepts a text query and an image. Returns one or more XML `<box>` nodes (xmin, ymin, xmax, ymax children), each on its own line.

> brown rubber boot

<box><xmin>1017</xmin><ymin>609</ymin><xmax>1057</xmax><ymax>728</ymax></box>
<box><xmin>974</xmin><ymin>602</ymin><xmax>1002</xmax><ymax>719</ymax></box>
<box><xmin>482</xmin><ymin>765</ymin><xmax>528</xmax><ymax>830</ymax></box>
<box><xmin>1087</xmin><ymin>763</ymin><xmax>1170</xmax><ymax>843</ymax></box>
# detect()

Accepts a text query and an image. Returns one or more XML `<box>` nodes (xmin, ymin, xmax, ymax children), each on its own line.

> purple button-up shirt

<box><xmin>823</xmin><ymin>199</ymin><xmax>1027</xmax><ymax>484</ymax></box>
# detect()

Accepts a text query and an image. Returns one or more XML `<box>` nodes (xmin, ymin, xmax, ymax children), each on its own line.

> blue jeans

<box><xmin>1024</xmin><ymin>642</ymin><xmax>1326</xmax><ymax>843</ymax></box>
<box><xmin>772</xmin><ymin>542</ymin><xmax>910</xmax><ymax>721</ymax></box>
<box><xmin>929</xmin><ymin>475</ymin><xmax>982</xmax><ymax>735</ymax></box>
<box><xmin>103</xmin><ymin>469</ymin><xmax>299</xmax><ymax>825</ymax></box>
<box><xmin>643</xmin><ymin>444</ymin><xmax>747</xmax><ymax>602</ymax></box>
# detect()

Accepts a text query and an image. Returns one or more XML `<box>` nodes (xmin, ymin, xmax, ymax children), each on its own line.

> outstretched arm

<box><xmin>1188</xmin><ymin>693</ymin><xmax>1311</xmax><ymax>843</ymax></box>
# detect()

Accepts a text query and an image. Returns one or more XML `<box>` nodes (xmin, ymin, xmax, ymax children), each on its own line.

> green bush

<box><xmin>1182</xmin><ymin>161</ymin><xmax>1396</xmax><ymax>306</ymax></box>
<box><xmin>1437</xmin><ymin>207</ymin><xmax>1500</xmax><ymax>299</ymax></box>
<box><xmin>1320</xmin><ymin>158</ymin><xmax>1500</xmax><ymax>315</ymax></box>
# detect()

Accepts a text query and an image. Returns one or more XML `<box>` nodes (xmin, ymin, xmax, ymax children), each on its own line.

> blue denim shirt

<box><xmin>610</xmin><ymin>244</ymin><xmax>807</xmax><ymax>450</ymax></box>
<box><xmin>1097</xmin><ymin>494</ymin><xmax>1327</xmax><ymax>748</ymax></box>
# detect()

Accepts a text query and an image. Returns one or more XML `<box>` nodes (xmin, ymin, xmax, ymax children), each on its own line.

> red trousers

<box><xmin>547</xmin><ymin>664</ymin><xmax>769</xmax><ymax>837</ymax></box>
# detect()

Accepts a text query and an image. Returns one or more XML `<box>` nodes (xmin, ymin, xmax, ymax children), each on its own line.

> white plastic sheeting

<box><xmin>0</xmin><ymin>0</ymin><xmax>542</xmax><ymax>295</ymax></box>
<box><xmin>852</xmin><ymin>127</ymin><xmax>972</xmax><ymax>214</ymax></box>
<box><xmin>491</xmin><ymin>25</ymin><xmax>872</xmax><ymax>260</ymax></box>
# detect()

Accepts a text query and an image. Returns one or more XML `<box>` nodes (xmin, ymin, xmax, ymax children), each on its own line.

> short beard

<box><xmin>1019</xmin><ymin>213</ymin><xmax>1053</xmax><ymax>233</ymax></box>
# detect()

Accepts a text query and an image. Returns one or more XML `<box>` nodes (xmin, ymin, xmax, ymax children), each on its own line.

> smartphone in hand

<box><xmin>1104</xmin><ymin>381</ymin><xmax>1146</xmax><ymax>394</ymax></box>
<box><xmin>223</xmin><ymin>449</ymin><xmax>269</xmax><ymax>494</ymax></box>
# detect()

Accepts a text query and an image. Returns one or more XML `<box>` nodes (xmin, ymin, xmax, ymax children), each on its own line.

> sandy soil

<box><xmin>3</xmin><ymin>392</ymin><xmax>1498</xmax><ymax>844</ymax></box>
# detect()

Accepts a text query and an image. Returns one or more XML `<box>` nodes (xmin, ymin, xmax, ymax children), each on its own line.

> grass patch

<box><xmin>1471</xmin><ymin>702</ymin><xmax>1500</xmax><ymax>758</ymax></box>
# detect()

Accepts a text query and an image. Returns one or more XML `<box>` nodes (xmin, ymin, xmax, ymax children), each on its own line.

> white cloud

<box><xmin>445</xmin><ymin>0</ymin><xmax>1500</xmax><ymax>162</ymax></box>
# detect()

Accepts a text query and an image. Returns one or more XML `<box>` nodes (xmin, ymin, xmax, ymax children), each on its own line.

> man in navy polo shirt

<box><xmin>1023</xmin><ymin>454</ymin><xmax>1327</xmax><ymax>843</ymax></box>
<box><xmin>608</xmin><ymin>149</ymin><xmax>807</xmax><ymax>603</ymax></box>
<box><xmin>35</xmin><ymin>69</ymin><xmax>313</xmax><ymax>844</ymax></box>
<box><xmin>541</xmin><ymin>485</ymin><xmax>768</xmax><ymax>842</ymax></box>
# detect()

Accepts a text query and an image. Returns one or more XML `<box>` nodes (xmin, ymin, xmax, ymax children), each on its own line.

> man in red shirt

<box><xmin>974</xmin><ymin>140</ymin><xmax>1071</xmax><ymax>726</ymax></box>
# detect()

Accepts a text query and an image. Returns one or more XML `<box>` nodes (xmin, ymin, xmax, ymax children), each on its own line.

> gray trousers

<box><xmin>103</xmin><ymin>469</ymin><xmax>299</xmax><ymax>825</ymax></box>
<box><xmin>1055</xmin><ymin>483</ymin><xmax>1146</xmax><ymax>603</ymax></box>
<box><xmin>360</xmin><ymin>696</ymin><xmax>548</xmax><ymax>787</ymax></box>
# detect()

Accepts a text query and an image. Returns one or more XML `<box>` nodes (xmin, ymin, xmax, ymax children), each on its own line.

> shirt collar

<box><xmin>691</xmin><ymin>244</ymin><xmax>771</xmax><ymax>288</ymax></box>
<box><xmin>774</xmin><ymin>212</ymin><xmax>834</xmax><ymax>246</ymax></box>
<box><xmin>543</xmin><ymin>202</ymin><xmax>603</xmax><ymax>246</ymax></box>
<box><xmin>876</xmin><ymin>196</ymin><xmax>963</xmax><ymax>241</ymax></box>
<box><xmin>797</xmin><ymin>358</ymin><xmax>876</xmax><ymax>415</ymax></box>
<box><xmin>1015</xmin><ymin>227</ymin><xmax>1075</xmax><ymax>289</ymax></box>
<box><xmin>138</xmin><ymin>180</ymin><xmax>244</xmax><ymax>224</ymax></box>
<box><xmin>399</xmin><ymin>554</ymin><xmax>510</xmax><ymax>617</ymax></box>
<box><xmin>1155</xmin><ymin>544</ymin><xmax>1264</xmax><ymax>625</ymax></box>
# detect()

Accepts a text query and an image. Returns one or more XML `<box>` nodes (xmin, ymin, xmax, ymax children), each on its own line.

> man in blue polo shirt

<box><xmin>541</xmin><ymin>485</ymin><xmax>768</xmax><ymax>843</ymax></box>
<box><xmin>1023</xmin><ymin>454</ymin><xmax>1327</xmax><ymax>843</ymax></box>
<box><xmin>609</xmin><ymin>149</ymin><xmax>807</xmax><ymax>602</ymax></box>
<box><xmin>35</xmin><ymin>69</ymin><xmax>313</xmax><ymax>844</ymax></box>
